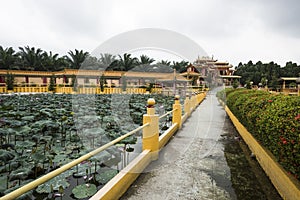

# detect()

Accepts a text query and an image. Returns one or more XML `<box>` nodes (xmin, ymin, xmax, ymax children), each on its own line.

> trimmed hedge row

<box><xmin>218</xmin><ymin>89</ymin><xmax>300</xmax><ymax>180</ymax></box>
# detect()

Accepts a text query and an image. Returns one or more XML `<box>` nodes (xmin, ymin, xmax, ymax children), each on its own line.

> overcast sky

<box><xmin>1</xmin><ymin>0</ymin><xmax>299</xmax><ymax>66</ymax></box>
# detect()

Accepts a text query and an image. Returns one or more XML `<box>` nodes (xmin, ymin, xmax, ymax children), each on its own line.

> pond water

<box><xmin>217</xmin><ymin>116</ymin><xmax>281</xmax><ymax>200</ymax></box>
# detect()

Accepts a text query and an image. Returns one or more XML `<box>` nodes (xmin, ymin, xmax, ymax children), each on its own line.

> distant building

<box><xmin>180</xmin><ymin>56</ymin><xmax>241</xmax><ymax>86</ymax></box>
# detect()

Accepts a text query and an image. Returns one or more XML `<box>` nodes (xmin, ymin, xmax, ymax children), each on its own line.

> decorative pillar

<box><xmin>143</xmin><ymin>98</ymin><xmax>159</xmax><ymax>160</ymax></box>
<box><xmin>172</xmin><ymin>95</ymin><xmax>182</xmax><ymax>129</ymax></box>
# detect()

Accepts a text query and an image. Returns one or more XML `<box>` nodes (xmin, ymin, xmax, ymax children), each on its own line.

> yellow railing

<box><xmin>0</xmin><ymin>87</ymin><xmax>7</xmax><ymax>93</ymax></box>
<box><xmin>14</xmin><ymin>86</ymin><xmax>48</xmax><ymax>93</ymax></box>
<box><xmin>0</xmin><ymin>93</ymin><xmax>206</xmax><ymax>200</ymax></box>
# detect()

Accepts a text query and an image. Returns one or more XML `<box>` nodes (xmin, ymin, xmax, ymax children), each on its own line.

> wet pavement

<box><xmin>121</xmin><ymin>89</ymin><xmax>281</xmax><ymax>200</ymax></box>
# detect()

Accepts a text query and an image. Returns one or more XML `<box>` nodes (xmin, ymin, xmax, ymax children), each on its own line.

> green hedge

<box><xmin>219</xmin><ymin>89</ymin><xmax>300</xmax><ymax>180</ymax></box>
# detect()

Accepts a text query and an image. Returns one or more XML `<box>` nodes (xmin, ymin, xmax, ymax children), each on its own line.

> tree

<box><xmin>99</xmin><ymin>75</ymin><xmax>106</xmax><ymax>92</ymax></box>
<box><xmin>0</xmin><ymin>46</ymin><xmax>18</xmax><ymax>69</ymax></box>
<box><xmin>121</xmin><ymin>75</ymin><xmax>127</xmax><ymax>92</ymax></box>
<box><xmin>48</xmin><ymin>75</ymin><xmax>56</xmax><ymax>92</ymax></box>
<box><xmin>232</xmin><ymin>80</ymin><xmax>239</xmax><ymax>89</ymax></box>
<box><xmin>108</xmin><ymin>53</ymin><xmax>138</xmax><ymax>71</ymax></box>
<box><xmin>6</xmin><ymin>73</ymin><xmax>14</xmax><ymax>90</ymax></box>
<box><xmin>138</xmin><ymin>55</ymin><xmax>155</xmax><ymax>65</ymax></box>
<box><xmin>41</xmin><ymin>51</ymin><xmax>69</xmax><ymax>71</ymax></box>
<box><xmin>99</xmin><ymin>53</ymin><xmax>116</xmax><ymax>68</ymax></box>
<box><xmin>66</xmin><ymin>49</ymin><xmax>89</xmax><ymax>69</ymax></box>
<box><xmin>71</xmin><ymin>75</ymin><xmax>78</xmax><ymax>92</ymax></box>
<box><xmin>157</xmin><ymin>60</ymin><xmax>171</xmax><ymax>66</ymax></box>
<box><xmin>235</xmin><ymin>61</ymin><xmax>283</xmax><ymax>86</ymax></box>
<box><xmin>81</xmin><ymin>56</ymin><xmax>100</xmax><ymax>70</ymax></box>
<box><xmin>171</xmin><ymin>60</ymin><xmax>189</xmax><ymax>72</ymax></box>
<box><xmin>18</xmin><ymin>46</ymin><xmax>44</xmax><ymax>71</ymax></box>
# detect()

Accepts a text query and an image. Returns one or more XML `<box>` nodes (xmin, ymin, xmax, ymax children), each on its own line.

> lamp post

<box><xmin>173</xmin><ymin>69</ymin><xmax>176</xmax><ymax>96</ymax></box>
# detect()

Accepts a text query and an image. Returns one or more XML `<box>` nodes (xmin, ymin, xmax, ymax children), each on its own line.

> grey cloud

<box><xmin>248</xmin><ymin>0</ymin><xmax>300</xmax><ymax>38</ymax></box>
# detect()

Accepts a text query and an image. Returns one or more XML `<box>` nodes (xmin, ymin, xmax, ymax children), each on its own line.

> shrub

<box><xmin>222</xmin><ymin>89</ymin><xmax>300</xmax><ymax>180</ymax></box>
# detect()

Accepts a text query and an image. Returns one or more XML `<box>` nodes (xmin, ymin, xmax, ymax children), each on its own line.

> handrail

<box><xmin>158</xmin><ymin>109</ymin><xmax>177</xmax><ymax>119</ymax></box>
<box><xmin>0</xmin><ymin>123</ymin><xmax>150</xmax><ymax>200</ymax></box>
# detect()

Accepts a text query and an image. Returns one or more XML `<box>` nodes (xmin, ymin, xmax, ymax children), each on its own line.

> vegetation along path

<box><xmin>121</xmin><ymin>88</ymin><xmax>281</xmax><ymax>200</ymax></box>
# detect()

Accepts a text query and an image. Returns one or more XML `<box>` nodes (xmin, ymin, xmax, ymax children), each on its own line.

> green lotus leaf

<box><xmin>9</xmin><ymin>167</ymin><xmax>31</xmax><ymax>181</ymax></box>
<box><xmin>0</xmin><ymin>176</ymin><xmax>7</xmax><ymax>193</ymax></box>
<box><xmin>95</xmin><ymin>169</ymin><xmax>118</xmax><ymax>184</ymax></box>
<box><xmin>21</xmin><ymin>115</ymin><xmax>35</xmax><ymax>121</ymax></box>
<box><xmin>53</xmin><ymin>154</ymin><xmax>68</xmax><ymax>163</ymax></box>
<box><xmin>14</xmin><ymin>126</ymin><xmax>31</xmax><ymax>135</ymax></box>
<box><xmin>73</xmin><ymin>161</ymin><xmax>96</xmax><ymax>177</ymax></box>
<box><xmin>31</xmin><ymin>152</ymin><xmax>46</xmax><ymax>162</ymax></box>
<box><xmin>0</xmin><ymin>149</ymin><xmax>15</xmax><ymax>162</ymax></box>
<box><xmin>72</xmin><ymin>184</ymin><xmax>97</xmax><ymax>199</ymax></box>
<box><xmin>15</xmin><ymin>140</ymin><xmax>35</xmax><ymax>150</ymax></box>
<box><xmin>36</xmin><ymin>173</ymin><xmax>70</xmax><ymax>194</ymax></box>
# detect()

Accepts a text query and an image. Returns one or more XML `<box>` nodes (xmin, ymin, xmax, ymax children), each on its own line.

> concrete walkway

<box><xmin>121</xmin><ymin>89</ymin><xmax>237</xmax><ymax>200</ymax></box>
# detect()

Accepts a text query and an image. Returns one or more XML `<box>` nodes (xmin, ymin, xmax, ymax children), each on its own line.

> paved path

<box><xmin>121</xmin><ymin>89</ymin><xmax>237</xmax><ymax>200</ymax></box>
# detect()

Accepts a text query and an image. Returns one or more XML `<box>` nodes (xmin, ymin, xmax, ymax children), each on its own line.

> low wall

<box><xmin>225</xmin><ymin>106</ymin><xmax>300</xmax><ymax>200</ymax></box>
<box><xmin>159</xmin><ymin>123</ymin><xmax>178</xmax><ymax>149</ymax></box>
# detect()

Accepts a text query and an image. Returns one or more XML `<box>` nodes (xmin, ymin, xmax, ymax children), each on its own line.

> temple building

<box><xmin>180</xmin><ymin>56</ymin><xmax>241</xmax><ymax>87</ymax></box>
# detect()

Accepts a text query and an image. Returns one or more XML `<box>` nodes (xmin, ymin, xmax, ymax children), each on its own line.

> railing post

<box><xmin>192</xmin><ymin>93</ymin><xmax>197</xmax><ymax>110</ymax></box>
<box><xmin>172</xmin><ymin>95</ymin><xmax>182</xmax><ymax>129</ymax></box>
<box><xmin>143</xmin><ymin>98</ymin><xmax>159</xmax><ymax>160</ymax></box>
<box><xmin>184</xmin><ymin>93</ymin><xmax>191</xmax><ymax>116</ymax></box>
<box><xmin>190</xmin><ymin>93</ymin><xmax>195</xmax><ymax>111</ymax></box>
<box><xmin>196</xmin><ymin>92</ymin><xmax>200</xmax><ymax>104</ymax></box>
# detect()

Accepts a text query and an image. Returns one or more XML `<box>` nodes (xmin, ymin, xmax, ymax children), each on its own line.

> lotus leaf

<box><xmin>31</xmin><ymin>152</ymin><xmax>46</xmax><ymax>163</ymax></box>
<box><xmin>53</xmin><ymin>154</ymin><xmax>69</xmax><ymax>164</ymax></box>
<box><xmin>21</xmin><ymin>115</ymin><xmax>35</xmax><ymax>121</ymax></box>
<box><xmin>72</xmin><ymin>183</ymin><xmax>97</xmax><ymax>199</ymax></box>
<box><xmin>0</xmin><ymin>175</ymin><xmax>7</xmax><ymax>193</ymax></box>
<box><xmin>15</xmin><ymin>140</ymin><xmax>35</xmax><ymax>150</ymax></box>
<box><xmin>39</xmin><ymin>109</ymin><xmax>52</xmax><ymax>118</ymax></box>
<box><xmin>0</xmin><ymin>149</ymin><xmax>15</xmax><ymax>162</ymax></box>
<box><xmin>119</xmin><ymin>135</ymin><xmax>137</xmax><ymax>145</ymax></box>
<box><xmin>36</xmin><ymin>173</ymin><xmax>71</xmax><ymax>193</ymax></box>
<box><xmin>9</xmin><ymin>168</ymin><xmax>31</xmax><ymax>181</ymax></box>
<box><xmin>14</xmin><ymin>126</ymin><xmax>31</xmax><ymax>136</ymax></box>
<box><xmin>7</xmin><ymin>119</ymin><xmax>23</xmax><ymax>127</ymax></box>
<box><xmin>95</xmin><ymin>169</ymin><xmax>118</xmax><ymax>184</ymax></box>
<box><xmin>73</xmin><ymin>161</ymin><xmax>96</xmax><ymax>177</ymax></box>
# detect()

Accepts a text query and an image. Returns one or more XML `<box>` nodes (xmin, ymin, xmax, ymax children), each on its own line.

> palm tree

<box><xmin>157</xmin><ymin>60</ymin><xmax>171</xmax><ymax>66</ymax></box>
<box><xmin>0</xmin><ymin>46</ymin><xmax>18</xmax><ymax>70</ymax></box>
<box><xmin>99</xmin><ymin>53</ymin><xmax>116</xmax><ymax>68</ymax></box>
<box><xmin>18</xmin><ymin>46</ymin><xmax>44</xmax><ymax>71</ymax></box>
<box><xmin>81</xmin><ymin>56</ymin><xmax>101</xmax><ymax>70</ymax></box>
<box><xmin>172</xmin><ymin>60</ymin><xmax>189</xmax><ymax>72</ymax></box>
<box><xmin>41</xmin><ymin>51</ymin><xmax>67</xmax><ymax>71</ymax></box>
<box><xmin>138</xmin><ymin>55</ymin><xmax>155</xmax><ymax>65</ymax></box>
<box><xmin>108</xmin><ymin>53</ymin><xmax>138</xmax><ymax>71</ymax></box>
<box><xmin>66</xmin><ymin>49</ymin><xmax>89</xmax><ymax>69</ymax></box>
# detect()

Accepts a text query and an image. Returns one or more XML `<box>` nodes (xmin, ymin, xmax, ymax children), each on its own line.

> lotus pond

<box><xmin>0</xmin><ymin>93</ymin><xmax>176</xmax><ymax>199</ymax></box>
